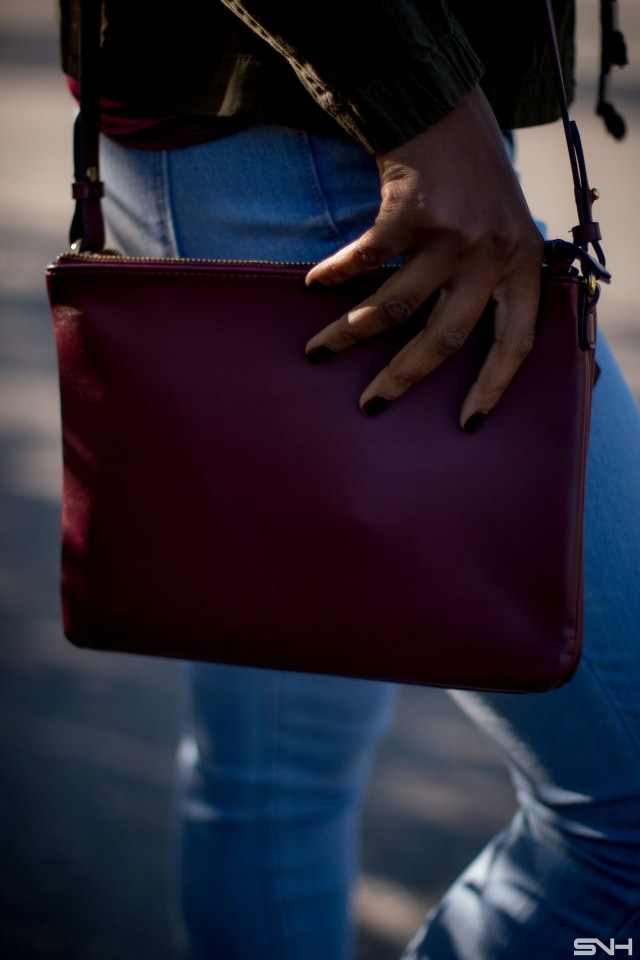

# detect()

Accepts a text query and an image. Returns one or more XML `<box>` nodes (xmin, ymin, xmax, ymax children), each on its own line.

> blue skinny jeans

<box><xmin>100</xmin><ymin>124</ymin><xmax>640</xmax><ymax>960</ymax></box>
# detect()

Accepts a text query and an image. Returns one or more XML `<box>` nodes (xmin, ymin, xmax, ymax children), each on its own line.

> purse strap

<box><xmin>68</xmin><ymin>0</ymin><xmax>609</xmax><ymax>283</ymax></box>
<box><xmin>69</xmin><ymin>0</ymin><xmax>104</xmax><ymax>252</ymax></box>
<box><xmin>541</xmin><ymin>0</ymin><xmax>606</xmax><ymax>264</ymax></box>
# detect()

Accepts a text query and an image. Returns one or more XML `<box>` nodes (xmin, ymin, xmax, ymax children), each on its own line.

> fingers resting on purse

<box><xmin>305</xmin><ymin>86</ymin><xmax>545</xmax><ymax>432</ymax></box>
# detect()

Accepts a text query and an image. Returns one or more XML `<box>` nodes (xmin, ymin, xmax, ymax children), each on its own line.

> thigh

<box><xmin>100</xmin><ymin>122</ymin><xmax>381</xmax><ymax>261</ymax></box>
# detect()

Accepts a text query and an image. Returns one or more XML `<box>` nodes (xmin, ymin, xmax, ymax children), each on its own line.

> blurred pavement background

<box><xmin>1</xmin><ymin>2</ymin><xmax>638</xmax><ymax>958</ymax></box>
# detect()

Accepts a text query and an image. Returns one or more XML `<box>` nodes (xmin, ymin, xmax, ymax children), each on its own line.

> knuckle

<box><xmin>336</xmin><ymin>325</ymin><xmax>362</xmax><ymax>348</ymax></box>
<box><xmin>510</xmin><ymin>330</ymin><xmax>536</xmax><ymax>360</ymax></box>
<box><xmin>377</xmin><ymin>298</ymin><xmax>411</xmax><ymax>328</ymax></box>
<box><xmin>450</xmin><ymin>226</ymin><xmax>477</xmax><ymax>255</ymax></box>
<box><xmin>486</xmin><ymin>380</ymin><xmax>509</xmax><ymax>402</ymax></box>
<box><xmin>434</xmin><ymin>327</ymin><xmax>469</xmax><ymax>357</ymax></box>
<box><xmin>389</xmin><ymin>367</ymin><xmax>421</xmax><ymax>390</ymax></box>
<box><xmin>475</xmin><ymin>377</ymin><xmax>509</xmax><ymax>408</ymax></box>
<box><xmin>485</xmin><ymin>226</ymin><xmax>518</xmax><ymax>261</ymax></box>
<box><xmin>355</xmin><ymin>244</ymin><xmax>384</xmax><ymax>271</ymax></box>
<box><xmin>325</xmin><ymin>262</ymin><xmax>349</xmax><ymax>284</ymax></box>
<box><xmin>380</xmin><ymin>182</ymin><xmax>404</xmax><ymax>207</ymax></box>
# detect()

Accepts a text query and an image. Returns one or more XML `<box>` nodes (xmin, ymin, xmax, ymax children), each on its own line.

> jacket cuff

<box><xmin>306</xmin><ymin>24</ymin><xmax>484</xmax><ymax>154</ymax></box>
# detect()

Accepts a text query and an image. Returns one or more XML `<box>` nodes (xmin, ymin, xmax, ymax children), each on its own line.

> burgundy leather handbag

<box><xmin>45</xmin><ymin>0</ymin><xmax>609</xmax><ymax>692</ymax></box>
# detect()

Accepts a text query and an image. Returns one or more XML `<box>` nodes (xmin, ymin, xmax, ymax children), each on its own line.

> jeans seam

<box><xmin>154</xmin><ymin>149</ymin><xmax>180</xmax><ymax>258</ymax></box>
<box><xmin>267</xmin><ymin>671</ymin><xmax>292</xmax><ymax>960</ymax></box>
<box><xmin>298</xmin><ymin>130</ymin><xmax>352</xmax><ymax>247</ymax></box>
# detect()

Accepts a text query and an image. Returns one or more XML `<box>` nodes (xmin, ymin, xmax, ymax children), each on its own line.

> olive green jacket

<box><xmin>59</xmin><ymin>0</ymin><xmax>575</xmax><ymax>154</ymax></box>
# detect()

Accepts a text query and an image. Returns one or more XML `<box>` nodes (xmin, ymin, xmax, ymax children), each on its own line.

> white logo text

<box><xmin>574</xmin><ymin>939</ymin><xmax>633</xmax><ymax>957</ymax></box>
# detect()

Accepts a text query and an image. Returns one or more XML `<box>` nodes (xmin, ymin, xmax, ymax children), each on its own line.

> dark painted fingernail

<box><xmin>463</xmin><ymin>412</ymin><xmax>487</xmax><ymax>434</ymax></box>
<box><xmin>362</xmin><ymin>395</ymin><xmax>391</xmax><ymax>418</ymax></box>
<box><xmin>306</xmin><ymin>345</ymin><xmax>337</xmax><ymax>365</ymax></box>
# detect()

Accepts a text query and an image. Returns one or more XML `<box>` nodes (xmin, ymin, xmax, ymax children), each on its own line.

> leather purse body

<box><xmin>46</xmin><ymin>253</ymin><xmax>595</xmax><ymax>691</ymax></box>
<box><xmin>45</xmin><ymin>0</ymin><xmax>609</xmax><ymax>692</ymax></box>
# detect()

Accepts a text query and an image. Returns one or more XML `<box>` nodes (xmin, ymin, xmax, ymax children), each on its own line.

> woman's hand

<box><xmin>304</xmin><ymin>86</ymin><xmax>544</xmax><ymax>432</ymax></box>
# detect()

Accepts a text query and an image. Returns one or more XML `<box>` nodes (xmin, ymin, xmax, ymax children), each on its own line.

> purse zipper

<box><xmin>56</xmin><ymin>247</ymin><xmax>317</xmax><ymax>268</ymax></box>
<box><xmin>56</xmin><ymin>243</ymin><xmax>404</xmax><ymax>273</ymax></box>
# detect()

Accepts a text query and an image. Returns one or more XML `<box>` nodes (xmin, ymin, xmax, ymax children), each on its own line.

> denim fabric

<box><xmin>403</xmin><ymin>329</ymin><xmax>640</xmax><ymax>960</ymax></box>
<box><xmin>101</xmin><ymin>124</ymin><xmax>640</xmax><ymax>960</ymax></box>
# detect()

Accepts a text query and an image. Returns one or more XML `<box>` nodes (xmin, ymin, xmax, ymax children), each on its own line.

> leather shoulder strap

<box><xmin>69</xmin><ymin>0</ymin><xmax>104</xmax><ymax>251</ymax></box>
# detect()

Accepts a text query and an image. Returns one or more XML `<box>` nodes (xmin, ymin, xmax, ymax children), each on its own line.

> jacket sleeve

<box><xmin>218</xmin><ymin>0</ymin><xmax>484</xmax><ymax>153</ymax></box>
